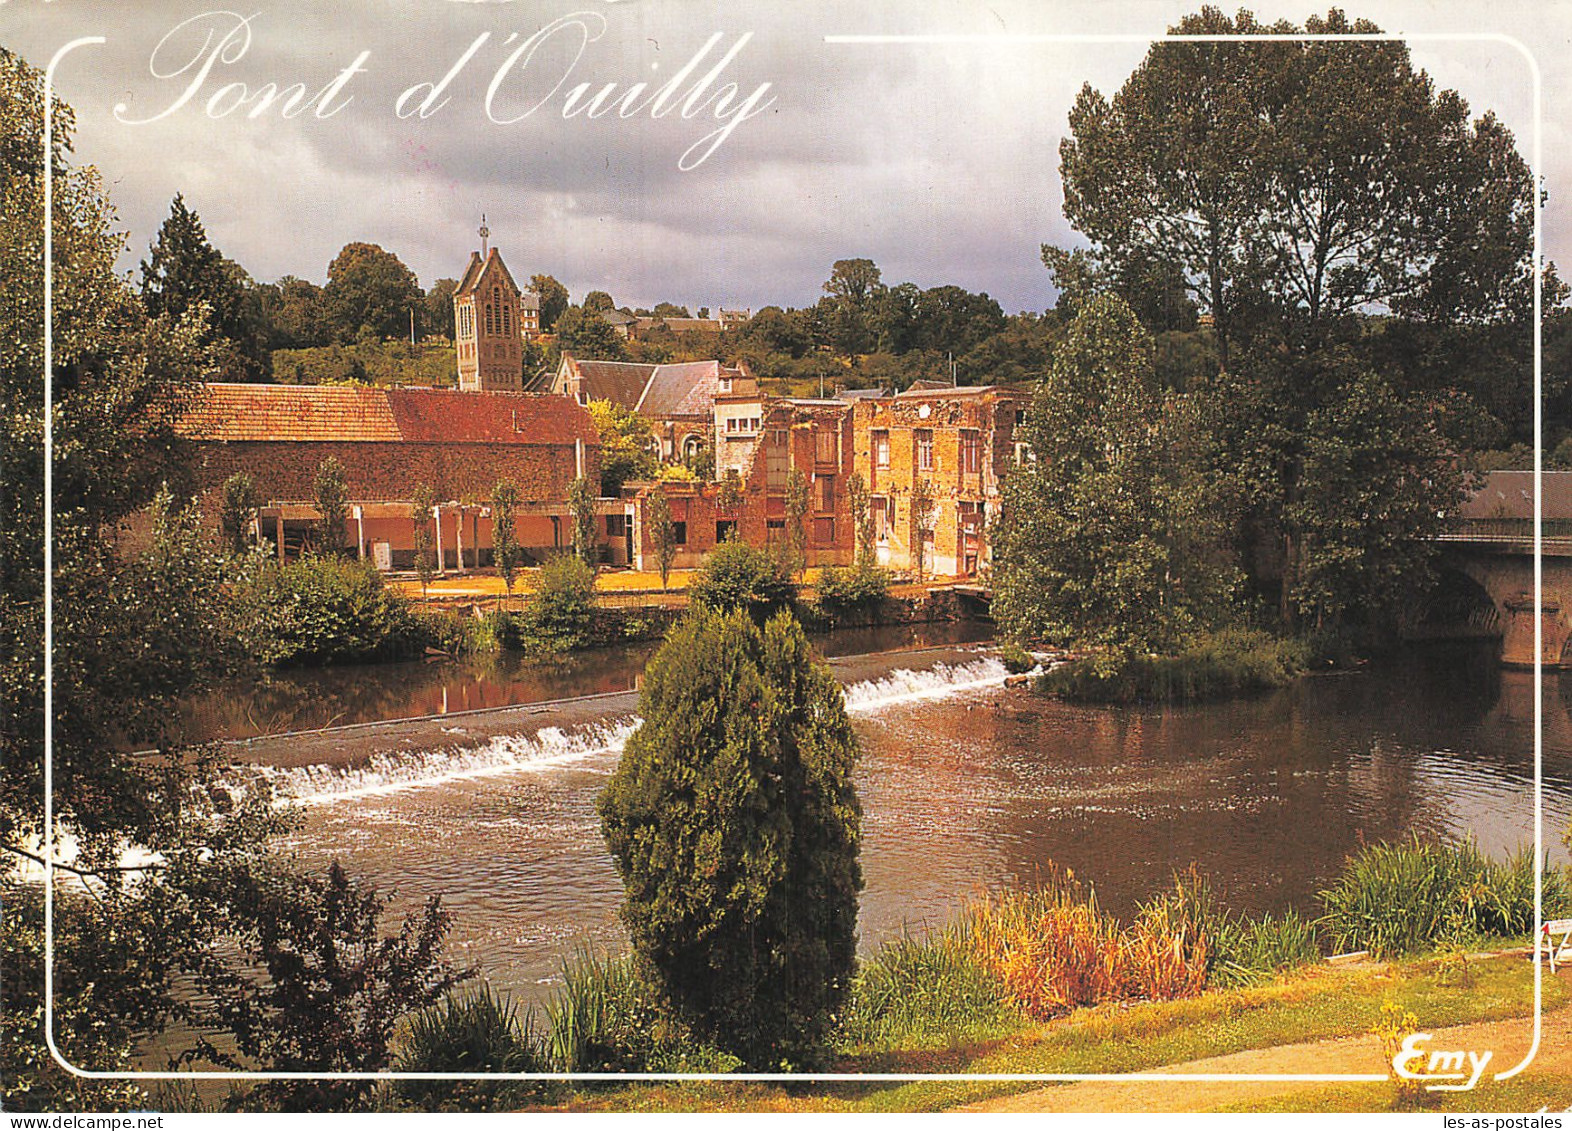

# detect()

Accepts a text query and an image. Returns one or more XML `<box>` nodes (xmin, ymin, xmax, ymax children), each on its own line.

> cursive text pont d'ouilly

<box><xmin>109</xmin><ymin>9</ymin><xmax>776</xmax><ymax>171</ymax></box>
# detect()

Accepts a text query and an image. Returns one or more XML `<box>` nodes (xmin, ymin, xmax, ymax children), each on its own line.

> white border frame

<box><xmin>38</xmin><ymin>23</ymin><xmax>1545</xmax><ymax>1091</ymax></box>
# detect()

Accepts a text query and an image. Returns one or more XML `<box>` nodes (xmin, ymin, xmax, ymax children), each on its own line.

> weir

<box><xmin>245</xmin><ymin>656</ymin><xmax>1013</xmax><ymax>807</ymax></box>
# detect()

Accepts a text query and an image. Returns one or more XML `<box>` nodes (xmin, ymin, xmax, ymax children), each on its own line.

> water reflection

<box><xmin>181</xmin><ymin>620</ymin><xmax>995</xmax><ymax>743</ymax></box>
<box><xmin>261</xmin><ymin>642</ymin><xmax>1569</xmax><ymax>1005</ymax></box>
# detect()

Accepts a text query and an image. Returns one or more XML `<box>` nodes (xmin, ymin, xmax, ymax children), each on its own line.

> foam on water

<box><xmin>260</xmin><ymin>655</ymin><xmax>1011</xmax><ymax>807</ymax></box>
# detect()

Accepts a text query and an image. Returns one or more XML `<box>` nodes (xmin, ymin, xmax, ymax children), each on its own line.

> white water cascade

<box><xmin>263</xmin><ymin>656</ymin><xmax>1013</xmax><ymax>808</ymax></box>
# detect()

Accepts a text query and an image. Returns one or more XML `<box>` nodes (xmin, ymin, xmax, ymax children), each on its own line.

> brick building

<box><xmin>547</xmin><ymin>353</ymin><xmax>747</xmax><ymax>466</ymax></box>
<box><xmin>850</xmin><ymin>385</ymin><xmax>1026</xmax><ymax>577</ymax></box>
<box><xmin>453</xmin><ymin>245</ymin><xmax>540</xmax><ymax>391</ymax></box>
<box><xmin>178</xmin><ymin>384</ymin><xmax>603</xmax><ymax>570</ymax></box>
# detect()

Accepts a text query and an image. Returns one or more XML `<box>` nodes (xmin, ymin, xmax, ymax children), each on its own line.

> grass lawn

<box><xmin>523</xmin><ymin>949</ymin><xmax>1564</xmax><ymax>1113</ymax></box>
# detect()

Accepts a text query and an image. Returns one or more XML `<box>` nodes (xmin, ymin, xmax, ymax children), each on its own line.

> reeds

<box><xmin>958</xmin><ymin>869</ymin><xmax>1210</xmax><ymax>1021</ymax></box>
<box><xmin>840</xmin><ymin>927</ymin><xmax>1022</xmax><ymax>1049</ymax></box>
<box><xmin>1317</xmin><ymin>835</ymin><xmax>1571</xmax><ymax>958</ymax></box>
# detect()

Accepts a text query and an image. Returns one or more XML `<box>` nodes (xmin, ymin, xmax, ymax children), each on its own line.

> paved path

<box><xmin>961</xmin><ymin>1001</ymin><xmax>1572</xmax><ymax>1113</ymax></box>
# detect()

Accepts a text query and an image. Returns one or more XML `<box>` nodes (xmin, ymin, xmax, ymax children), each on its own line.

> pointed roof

<box><xmin>454</xmin><ymin>248</ymin><xmax>521</xmax><ymax>297</ymax></box>
<box><xmin>637</xmin><ymin>360</ymin><xmax>723</xmax><ymax>417</ymax></box>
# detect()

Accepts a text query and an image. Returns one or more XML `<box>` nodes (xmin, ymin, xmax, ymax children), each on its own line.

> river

<box><xmin>209</xmin><ymin>633</ymin><xmax>1572</xmax><ymax>1006</ymax></box>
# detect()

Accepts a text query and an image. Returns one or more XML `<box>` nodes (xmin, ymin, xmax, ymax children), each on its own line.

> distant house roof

<box><xmin>599</xmin><ymin>309</ymin><xmax>638</xmax><ymax>327</ymax></box>
<box><xmin>835</xmin><ymin>387</ymin><xmax>890</xmax><ymax>401</ymax></box>
<box><xmin>181</xmin><ymin>384</ymin><xmax>598</xmax><ymax>446</ymax></box>
<box><xmin>1457</xmin><ymin>471</ymin><xmax>1572</xmax><ymax>521</ymax></box>
<box><xmin>638</xmin><ymin>361</ymin><xmax>724</xmax><ymax>417</ymax></box>
<box><xmin>566</xmin><ymin>358</ymin><xmax>658</xmax><ymax>409</ymax></box>
<box><xmin>557</xmin><ymin>355</ymin><xmax>740</xmax><ymax>419</ymax></box>
<box><xmin>652</xmin><ymin>317</ymin><xmax>724</xmax><ymax>334</ymax></box>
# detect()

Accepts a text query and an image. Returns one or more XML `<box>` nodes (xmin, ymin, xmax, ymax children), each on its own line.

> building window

<box><xmin>1014</xmin><ymin>440</ymin><xmax>1033</xmax><ymax>464</ymax></box>
<box><xmin>815</xmin><ymin>427</ymin><xmax>838</xmax><ymax>466</ymax></box>
<box><xmin>960</xmin><ymin>429</ymin><xmax>981</xmax><ymax>474</ymax></box>
<box><xmin>813</xmin><ymin>517</ymin><xmax>836</xmax><ymax>544</ymax></box>
<box><xmin>766</xmin><ymin>517</ymin><xmax>786</xmax><ymax>543</ymax></box>
<box><xmin>606</xmin><ymin>514</ymin><xmax>627</xmax><ymax>537</ymax></box>
<box><xmin>484</xmin><ymin>302</ymin><xmax>494</xmax><ymax>335</ymax></box>
<box><xmin>672</xmin><ymin>521</ymin><xmax>687</xmax><ymax>545</ymax></box>
<box><xmin>503</xmin><ymin>303</ymin><xmax>512</xmax><ymax>336</ymax></box>
<box><xmin>818</xmin><ymin>475</ymin><xmax>835</xmax><ymax>512</ymax></box>
<box><xmin>872</xmin><ymin>430</ymin><xmax>890</xmax><ymax>469</ymax></box>
<box><xmin>716</xmin><ymin>519</ymin><xmax>737</xmax><ymax>543</ymax></box>
<box><xmin>766</xmin><ymin>429</ymin><xmax>789</xmax><ymax>488</ymax></box>
<box><xmin>1015</xmin><ymin>409</ymin><xmax>1026</xmax><ymax>426</ymax></box>
<box><xmin>871</xmin><ymin>496</ymin><xmax>889</xmax><ymax>541</ymax></box>
<box><xmin>916</xmin><ymin>429</ymin><xmax>934</xmax><ymax>471</ymax></box>
<box><xmin>684</xmin><ymin>435</ymin><xmax>703</xmax><ymax>461</ymax></box>
<box><xmin>719</xmin><ymin>377</ymin><xmax>733</xmax><ymax>393</ymax></box>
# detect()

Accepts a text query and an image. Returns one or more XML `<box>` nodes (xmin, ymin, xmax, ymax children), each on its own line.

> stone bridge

<box><xmin>1431</xmin><ymin>495</ymin><xmax>1572</xmax><ymax>668</ymax></box>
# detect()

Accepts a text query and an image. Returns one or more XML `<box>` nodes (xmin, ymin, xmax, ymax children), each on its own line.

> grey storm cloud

<box><xmin>5</xmin><ymin>0</ymin><xmax>1566</xmax><ymax>315</ymax></box>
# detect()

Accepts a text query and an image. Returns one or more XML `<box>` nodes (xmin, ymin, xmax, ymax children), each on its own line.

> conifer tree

<box><xmin>598</xmin><ymin>608</ymin><xmax>862</xmax><ymax>1067</ymax></box>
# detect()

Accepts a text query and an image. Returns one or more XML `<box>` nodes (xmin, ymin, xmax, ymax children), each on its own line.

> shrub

<box><xmin>687</xmin><ymin>538</ymin><xmax>797</xmax><ymax>619</ymax></box>
<box><xmin>1038</xmin><ymin>628</ymin><xmax>1307</xmax><ymax>703</ymax></box>
<box><xmin>394</xmin><ymin>985</ymin><xmax>551</xmax><ymax>1110</ymax></box>
<box><xmin>516</xmin><ymin>554</ymin><xmax>596</xmax><ymax>654</ymax></box>
<box><xmin>996</xmin><ymin>641</ymin><xmax>1037</xmax><ymax>674</ymax></box>
<box><xmin>841</xmin><ymin>929</ymin><xmax>1022</xmax><ymax>1051</ymax></box>
<box><xmin>234</xmin><ymin>555</ymin><xmax>420</xmax><ymax>667</ymax></box>
<box><xmin>597</xmin><ymin>608</ymin><xmax>862</xmax><ymax>1068</ymax></box>
<box><xmin>815</xmin><ymin>563</ymin><xmax>891</xmax><ymax>610</ymax></box>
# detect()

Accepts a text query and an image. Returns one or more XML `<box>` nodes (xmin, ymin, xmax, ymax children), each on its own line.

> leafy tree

<box><xmin>782</xmin><ymin>468</ymin><xmax>811</xmax><ymax>579</ymax></box>
<box><xmin>412</xmin><ymin>483</ymin><xmax>438</xmax><ymax>597</ymax></box>
<box><xmin>582</xmin><ymin>290</ymin><xmax>616</xmax><ymax>314</ymax></box>
<box><xmin>846</xmin><ymin>470</ymin><xmax>873</xmax><ymax>568</ymax></box>
<box><xmin>516</xmin><ymin>553</ymin><xmax>596</xmax><ymax>653</ymax></box>
<box><xmin>139</xmin><ymin>193</ymin><xmax>267</xmax><ymax>380</ymax></box>
<box><xmin>652</xmin><ymin>302</ymin><xmax>691</xmax><ymax>318</ymax></box>
<box><xmin>422</xmin><ymin>277</ymin><xmax>458</xmax><ymax>340</ymax></box>
<box><xmin>646</xmin><ymin>488</ymin><xmax>677</xmax><ymax>590</ymax></box>
<box><xmin>992</xmin><ymin>294</ymin><xmax>1239</xmax><ymax>653</ymax></box>
<box><xmin>554</xmin><ymin>305</ymin><xmax>629</xmax><ymax>360</ymax></box>
<box><xmin>322</xmin><ymin>241</ymin><xmax>421</xmax><ymax>343</ymax></box>
<box><xmin>824</xmin><ymin>258</ymin><xmax>883</xmax><ymax>306</ymax></box>
<box><xmin>193</xmin><ymin>862</ymin><xmax>466</xmax><ymax>1111</ymax></box>
<box><xmin>688</xmin><ymin>537</ymin><xmax>796</xmax><ymax>619</ymax></box>
<box><xmin>491</xmin><ymin>480</ymin><xmax>522</xmax><ymax>598</ymax></box>
<box><xmin>587</xmin><ymin>399</ymin><xmax>658</xmax><ymax>495</ymax></box>
<box><xmin>1</xmin><ymin>50</ymin><xmax>459</xmax><ymax>1109</ymax></box>
<box><xmin>220</xmin><ymin>471</ymin><xmax>262</xmax><ymax>557</ymax></box>
<box><xmin>597</xmin><ymin>608</ymin><xmax>862</xmax><ymax>1067</ymax></box>
<box><xmin>569</xmin><ymin>475</ymin><xmax>599</xmax><ymax>566</ymax></box>
<box><xmin>313</xmin><ymin>456</ymin><xmax>350</xmax><ymax>555</ymax></box>
<box><xmin>256</xmin><ymin>274</ymin><xmax>328</xmax><ymax>350</ymax></box>
<box><xmin>1059</xmin><ymin>7</ymin><xmax>1541</xmax><ymax>366</ymax></box>
<box><xmin>530</xmin><ymin>273</ymin><xmax>570</xmax><ymax>331</ymax></box>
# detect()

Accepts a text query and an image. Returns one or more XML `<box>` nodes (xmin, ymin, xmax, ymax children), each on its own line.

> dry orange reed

<box><xmin>962</xmin><ymin>868</ymin><xmax>1209</xmax><ymax>1020</ymax></box>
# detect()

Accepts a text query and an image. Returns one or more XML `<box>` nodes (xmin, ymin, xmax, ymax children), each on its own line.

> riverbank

<box><xmin>523</xmin><ymin>949</ymin><xmax>1567</xmax><ymax>1113</ymax></box>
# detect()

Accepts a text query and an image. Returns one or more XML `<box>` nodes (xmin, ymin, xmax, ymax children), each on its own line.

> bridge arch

<box><xmin>1444</xmin><ymin>549</ymin><xmax>1572</xmax><ymax>668</ymax></box>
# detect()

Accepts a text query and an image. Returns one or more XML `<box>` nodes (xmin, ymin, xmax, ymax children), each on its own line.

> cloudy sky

<box><xmin>7</xmin><ymin>0</ymin><xmax>1570</xmax><ymax>314</ymax></box>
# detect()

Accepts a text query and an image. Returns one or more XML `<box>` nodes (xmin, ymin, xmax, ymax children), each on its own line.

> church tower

<box><xmin>454</xmin><ymin>218</ymin><xmax>532</xmax><ymax>392</ymax></box>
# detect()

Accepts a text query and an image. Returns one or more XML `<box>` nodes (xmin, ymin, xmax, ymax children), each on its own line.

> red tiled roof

<box><xmin>182</xmin><ymin>384</ymin><xmax>598</xmax><ymax>447</ymax></box>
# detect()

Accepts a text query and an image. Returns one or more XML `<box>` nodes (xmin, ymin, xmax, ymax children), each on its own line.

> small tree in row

<box><xmin>313</xmin><ymin>456</ymin><xmax>350</xmax><ymax>556</ymax></box>
<box><xmin>491</xmin><ymin>479</ymin><xmax>522</xmax><ymax>602</ymax></box>
<box><xmin>411</xmin><ymin>483</ymin><xmax>437</xmax><ymax>599</ymax></box>
<box><xmin>569</xmin><ymin>475</ymin><xmax>599</xmax><ymax>568</ymax></box>
<box><xmin>646</xmin><ymin>488</ymin><xmax>677</xmax><ymax>591</ymax></box>
<box><xmin>220</xmin><ymin>471</ymin><xmax>262</xmax><ymax>558</ymax></box>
